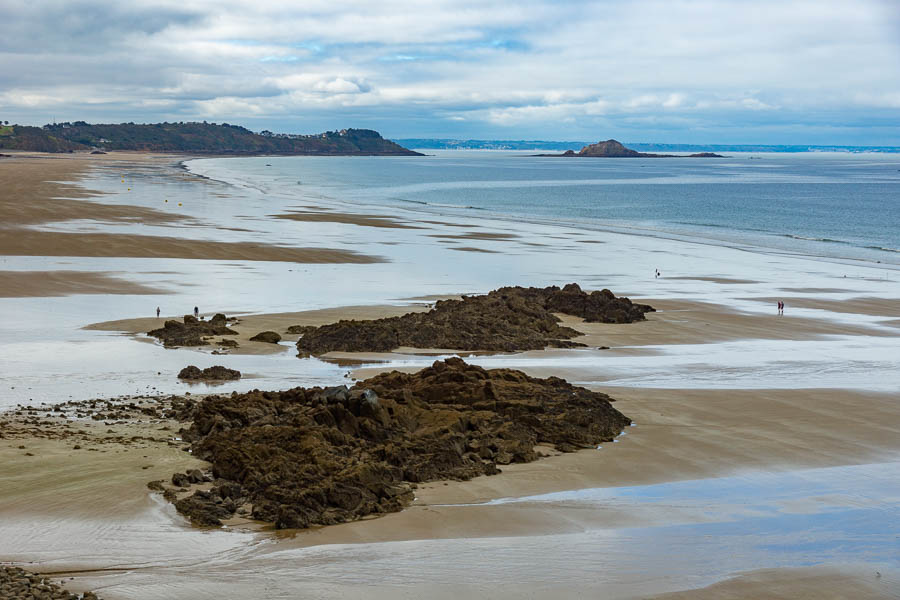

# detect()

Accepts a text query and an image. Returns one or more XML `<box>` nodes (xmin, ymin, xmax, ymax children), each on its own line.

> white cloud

<box><xmin>1</xmin><ymin>0</ymin><xmax>898</xmax><ymax>142</ymax></box>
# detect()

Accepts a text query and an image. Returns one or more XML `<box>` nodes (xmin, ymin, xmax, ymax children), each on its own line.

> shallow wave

<box><xmin>866</xmin><ymin>245</ymin><xmax>900</xmax><ymax>253</ymax></box>
<box><xmin>782</xmin><ymin>234</ymin><xmax>852</xmax><ymax>245</ymax></box>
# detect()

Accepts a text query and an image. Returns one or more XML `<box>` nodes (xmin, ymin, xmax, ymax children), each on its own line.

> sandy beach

<box><xmin>2</xmin><ymin>152</ymin><xmax>899</xmax><ymax>599</ymax></box>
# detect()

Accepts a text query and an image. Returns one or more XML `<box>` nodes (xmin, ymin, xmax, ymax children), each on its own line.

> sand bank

<box><xmin>0</xmin><ymin>270</ymin><xmax>165</xmax><ymax>297</ymax></box>
<box><xmin>649</xmin><ymin>565</ymin><xmax>896</xmax><ymax>600</ymax></box>
<box><xmin>0</xmin><ymin>229</ymin><xmax>383</xmax><ymax>263</ymax></box>
<box><xmin>275</xmin><ymin>210</ymin><xmax>422</xmax><ymax>229</ymax></box>
<box><xmin>0</xmin><ymin>152</ymin><xmax>184</xmax><ymax>228</ymax></box>
<box><xmin>0</xmin><ymin>152</ymin><xmax>383</xmax><ymax>264</ymax></box>
<box><xmin>0</xmin><ymin>398</ymin><xmax>200</xmax><ymax>521</ymax></box>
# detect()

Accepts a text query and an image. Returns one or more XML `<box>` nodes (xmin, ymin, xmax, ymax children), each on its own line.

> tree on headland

<box><xmin>0</xmin><ymin>121</ymin><xmax>423</xmax><ymax>155</ymax></box>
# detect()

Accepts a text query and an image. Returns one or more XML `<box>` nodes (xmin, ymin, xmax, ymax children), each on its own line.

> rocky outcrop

<box><xmin>171</xmin><ymin>357</ymin><xmax>630</xmax><ymax>529</ymax></box>
<box><xmin>295</xmin><ymin>283</ymin><xmax>653</xmax><ymax>356</ymax></box>
<box><xmin>0</xmin><ymin>566</ymin><xmax>101</xmax><ymax>600</ymax></box>
<box><xmin>147</xmin><ymin>313</ymin><xmax>237</xmax><ymax>347</ymax></box>
<box><xmin>536</xmin><ymin>139</ymin><xmax>723</xmax><ymax>158</ymax></box>
<box><xmin>249</xmin><ymin>331</ymin><xmax>282</xmax><ymax>343</ymax></box>
<box><xmin>286</xmin><ymin>325</ymin><xmax>316</xmax><ymax>335</ymax></box>
<box><xmin>579</xmin><ymin>139</ymin><xmax>646</xmax><ymax>157</ymax></box>
<box><xmin>177</xmin><ymin>365</ymin><xmax>241</xmax><ymax>380</ymax></box>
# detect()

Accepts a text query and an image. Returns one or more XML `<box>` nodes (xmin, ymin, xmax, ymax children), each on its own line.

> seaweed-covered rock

<box><xmin>171</xmin><ymin>357</ymin><xmax>630</xmax><ymax>528</ymax></box>
<box><xmin>249</xmin><ymin>331</ymin><xmax>282</xmax><ymax>343</ymax></box>
<box><xmin>177</xmin><ymin>365</ymin><xmax>241</xmax><ymax>381</ymax></box>
<box><xmin>296</xmin><ymin>283</ymin><xmax>653</xmax><ymax>355</ymax></box>
<box><xmin>0</xmin><ymin>565</ymin><xmax>102</xmax><ymax>599</ymax></box>
<box><xmin>148</xmin><ymin>313</ymin><xmax>238</xmax><ymax>347</ymax></box>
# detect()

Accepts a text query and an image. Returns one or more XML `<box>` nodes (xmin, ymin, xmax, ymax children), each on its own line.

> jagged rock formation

<box><xmin>170</xmin><ymin>358</ymin><xmax>631</xmax><ymax>529</ymax></box>
<box><xmin>147</xmin><ymin>313</ymin><xmax>237</xmax><ymax>347</ymax></box>
<box><xmin>295</xmin><ymin>283</ymin><xmax>653</xmax><ymax>356</ymax></box>
<box><xmin>177</xmin><ymin>365</ymin><xmax>241</xmax><ymax>380</ymax></box>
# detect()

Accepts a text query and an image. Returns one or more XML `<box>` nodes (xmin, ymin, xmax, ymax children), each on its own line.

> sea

<box><xmin>188</xmin><ymin>150</ymin><xmax>900</xmax><ymax>267</ymax></box>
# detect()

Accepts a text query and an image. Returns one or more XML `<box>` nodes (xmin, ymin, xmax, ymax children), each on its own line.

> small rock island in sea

<box><xmin>536</xmin><ymin>139</ymin><xmax>724</xmax><ymax>158</ymax></box>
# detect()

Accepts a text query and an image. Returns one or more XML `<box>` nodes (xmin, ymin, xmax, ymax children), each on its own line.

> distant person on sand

<box><xmin>777</xmin><ymin>301</ymin><xmax>784</xmax><ymax>315</ymax></box>
<box><xmin>194</xmin><ymin>306</ymin><xmax>199</xmax><ymax>319</ymax></box>
<box><xmin>156</xmin><ymin>306</ymin><xmax>160</xmax><ymax>318</ymax></box>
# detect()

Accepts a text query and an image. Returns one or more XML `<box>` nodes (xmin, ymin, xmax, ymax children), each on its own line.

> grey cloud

<box><xmin>1</xmin><ymin>1</ymin><xmax>204</xmax><ymax>53</ymax></box>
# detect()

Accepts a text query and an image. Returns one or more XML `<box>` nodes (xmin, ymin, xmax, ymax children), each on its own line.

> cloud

<box><xmin>0</xmin><ymin>0</ymin><xmax>898</xmax><ymax>143</ymax></box>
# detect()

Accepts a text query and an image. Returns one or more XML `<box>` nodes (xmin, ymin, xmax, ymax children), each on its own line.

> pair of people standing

<box><xmin>777</xmin><ymin>301</ymin><xmax>785</xmax><ymax>314</ymax></box>
<box><xmin>155</xmin><ymin>306</ymin><xmax>199</xmax><ymax>318</ymax></box>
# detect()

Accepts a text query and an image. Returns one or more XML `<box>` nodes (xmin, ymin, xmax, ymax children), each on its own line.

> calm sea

<box><xmin>190</xmin><ymin>150</ymin><xmax>900</xmax><ymax>266</ymax></box>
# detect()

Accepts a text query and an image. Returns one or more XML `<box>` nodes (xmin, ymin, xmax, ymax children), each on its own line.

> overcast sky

<box><xmin>2</xmin><ymin>0</ymin><xmax>899</xmax><ymax>144</ymax></box>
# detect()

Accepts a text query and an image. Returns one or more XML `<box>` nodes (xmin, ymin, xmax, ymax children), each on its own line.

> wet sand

<box><xmin>0</xmin><ymin>152</ymin><xmax>184</xmax><ymax>228</ymax></box>
<box><xmin>649</xmin><ymin>565</ymin><xmax>896</xmax><ymax>600</ymax></box>
<box><xmin>3</xmin><ymin>151</ymin><xmax>900</xmax><ymax>598</ymax></box>
<box><xmin>0</xmin><ymin>153</ymin><xmax>382</xmax><ymax>264</ymax></box>
<box><xmin>271</xmin><ymin>386</ymin><xmax>900</xmax><ymax>546</ymax></box>
<box><xmin>275</xmin><ymin>210</ymin><xmax>422</xmax><ymax>229</ymax></box>
<box><xmin>0</xmin><ymin>229</ymin><xmax>383</xmax><ymax>262</ymax></box>
<box><xmin>750</xmin><ymin>295</ymin><xmax>900</xmax><ymax>318</ymax></box>
<box><xmin>0</xmin><ymin>270</ymin><xmax>165</xmax><ymax>297</ymax></box>
<box><xmin>0</xmin><ymin>402</ymin><xmax>200</xmax><ymax>521</ymax></box>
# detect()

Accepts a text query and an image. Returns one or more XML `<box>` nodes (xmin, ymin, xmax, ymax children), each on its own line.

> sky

<box><xmin>2</xmin><ymin>0</ymin><xmax>899</xmax><ymax>144</ymax></box>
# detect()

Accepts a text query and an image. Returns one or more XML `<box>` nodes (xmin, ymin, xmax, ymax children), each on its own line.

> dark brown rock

<box><xmin>286</xmin><ymin>325</ymin><xmax>316</xmax><ymax>335</ymax></box>
<box><xmin>148</xmin><ymin>313</ymin><xmax>237</xmax><ymax>347</ymax></box>
<box><xmin>296</xmin><ymin>283</ymin><xmax>653</xmax><ymax>356</ymax></box>
<box><xmin>249</xmin><ymin>331</ymin><xmax>282</xmax><ymax>343</ymax></box>
<box><xmin>177</xmin><ymin>365</ymin><xmax>241</xmax><ymax>381</ymax></box>
<box><xmin>171</xmin><ymin>358</ymin><xmax>630</xmax><ymax>529</ymax></box>
<box><xmin>0</xmin><ymin>565</ymin><xmax>101</xmax><ymax>599</ymax></box>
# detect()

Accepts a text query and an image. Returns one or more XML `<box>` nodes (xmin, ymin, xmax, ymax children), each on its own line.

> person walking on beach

<box><xmin>194</xmin><ymin>306</ymin><xmax>199</xmax><ymax>319</ymax></box>
<box><xmin>156</xmin><ymin>306</ymin><xmax>160</xmax><ymax>318</ymax></box>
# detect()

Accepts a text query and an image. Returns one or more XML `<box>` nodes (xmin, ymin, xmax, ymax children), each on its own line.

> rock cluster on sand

<box><xmin>295</xmin><ymin>283</ymin><xmax>653</xmax><ymax>355</ymax></box>
<box><xmin>169</xmin><ymin>357</ymin><xmax>630</xmax><ymax>529</ymax></box>
<box><xmin>177</xmin><ymin>365</ymin><xmax>241</xmax><ymax>381</ymax></box>
<box><xmin>148</xmin><ymin>313</ymin><xmax>237</xmax><ymax>347</ymax></box>
<box><xmin>0</xmin><ymin>566</ymin><xmax>101</xmax><ymax>600</ymax></box>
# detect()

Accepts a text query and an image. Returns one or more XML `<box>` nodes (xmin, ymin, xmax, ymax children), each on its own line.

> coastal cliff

<box><xmin>0</xmin><ymin>122</ymin><xmax>422</xmax><ymax>155</ymax></box>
